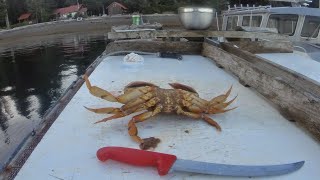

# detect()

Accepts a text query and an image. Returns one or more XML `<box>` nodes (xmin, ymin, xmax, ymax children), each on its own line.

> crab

<box><xmin>84</xmin><ymin>75</ymin><xmax>237</xmax><ymax>150</ymax></box>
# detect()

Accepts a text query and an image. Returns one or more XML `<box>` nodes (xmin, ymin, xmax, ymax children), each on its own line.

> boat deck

<box><xmin>15</xmin><ymin>55</ymin><xmax>320</xmax><ymax>179</ymax></box>
<box><xmin>257</xmin><ymin>53</ymin><xmax>320</xmax><ymax>84</ymax></box>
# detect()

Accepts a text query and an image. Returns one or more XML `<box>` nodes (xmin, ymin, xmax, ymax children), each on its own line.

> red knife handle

<box><xmin>97</xmin><ymin>146</ymin><xmax>177</xmax><ymax>175</ymax></box>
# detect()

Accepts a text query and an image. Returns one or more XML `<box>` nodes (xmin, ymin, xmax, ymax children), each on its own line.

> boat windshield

<box><xmin>242</xmin><ymin>15</ymin><xmax>262</xmax><ymax>27</ymax></box>
<box><xmin>227</xmin><ymin>16</ymin><xmax>238</xmax><ymax>30</ymax></box>
<box><xmin>301</xmin><ymin>16</ymin><xmax>320</xmax><ymax>38</ymax></box>
<box><xmin>267</xmin><ymin>14</ymin><xmax>299</xmax><ymax>35</ymax></box>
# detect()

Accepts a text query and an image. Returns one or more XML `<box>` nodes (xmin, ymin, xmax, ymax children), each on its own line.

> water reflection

<box><xmin>0</xmin><ymin>34</ymin><xmax>109</xmax><ymax>169</ymax></box>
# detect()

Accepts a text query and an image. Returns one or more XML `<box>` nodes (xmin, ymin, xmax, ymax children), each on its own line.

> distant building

<box><xmin>54</xmin><ymin>4</ymin><xmax>87</xmax><ymax>19</ymax></box>
<box><xmin>18</xmin><ymin>13</ymin><xmax>32</xmax><ymax>23</ymax></box>
<box><xmin>107</xmin><ymin>2</ymin><xmax>128</xmax><ymax>16</ymax></box>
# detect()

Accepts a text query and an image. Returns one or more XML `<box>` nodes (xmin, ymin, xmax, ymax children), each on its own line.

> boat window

<box><xmin>267</xmin><ymin>14</ymin><xmax>298</xmax><ymax>36</ymax></box>
<box><xmin>301</xmin><ymin>16</ymin><xmax>320</xmax><ymax>38</ymax></box>
<box><xmin>242</xmin><ymin>16</ymin><xmax>262</xmax><ymax>27</ymax></box>
<box><xmin>227</xmin><ymin>16</ymin><xmax>238</xmax><ymax>30</ymax></box>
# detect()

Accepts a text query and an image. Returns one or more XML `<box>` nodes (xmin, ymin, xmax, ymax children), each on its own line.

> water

<box><xmin>0</xmin><ymin>34</ymin><xmax>109</xmax><ymax>170</ymax></box>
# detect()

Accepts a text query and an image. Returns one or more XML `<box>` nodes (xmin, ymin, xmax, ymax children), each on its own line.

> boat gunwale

<box><xmin>203</xmin><ymin>38</ymin><xmax>320</xmax><ymax>144</ymax></box>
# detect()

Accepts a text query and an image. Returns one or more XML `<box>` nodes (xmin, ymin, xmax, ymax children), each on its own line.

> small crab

<box><xmin>84</xmin><ymin>75</ymin><xmax>237</xmax><ymax>150</ymax></box>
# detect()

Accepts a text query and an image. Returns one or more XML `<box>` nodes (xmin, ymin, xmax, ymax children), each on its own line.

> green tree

<box><xmin>124</xmin><ymin>0</ymin><xmax>227</xmax><ymax>14</ymax></box>
<box><xmin>65</xmin><ymin>0</ymin><xmax>78</xmax><ymax>6</ymax></box>
<box><xmin>177</xmin><ymin>0</ymin><xmax>228</xmax><ymax>13</ymax></box>
<box><xmin>54</xmin><ymin>0</ymin><xmax>68</xmax><ymax>8</ymax></box>
<box><xmin>0</xmin><ymin>0</ymin><xmax>10</xmax><ymax>28</ymax></box>
<box><xmin>27</xmin><ymin>0</ymin><xmax>41</xmax><ymax>22</ymax></box>
<box><xmin>82</xmin><ymin>0</ymin><xmax>109</xmax><ymax>15</ymax></box>
<box><xmin>26</xmin><ymin>0</ymin><xmax>52</xmax><ymax>22</ymax></box>
<box><xmin>0</xmin><ymin>0</ymin><xmax>6</xmax><ymax>17</ymax></box>
<box><xmin>123</xmin><ymin>0</ymin><xmax>147</xmax><ymax>13</ymax></box>
<box><xmin>6</xmin><ymin>0</ymin><xmax>27</xmax><ymax>24</ymax></box>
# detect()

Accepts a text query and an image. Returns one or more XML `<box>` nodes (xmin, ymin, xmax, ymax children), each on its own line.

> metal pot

<box><xmin>178</xmin><ymin>7</ymin><xmax>215</xmax><ymax>30</ymax></box>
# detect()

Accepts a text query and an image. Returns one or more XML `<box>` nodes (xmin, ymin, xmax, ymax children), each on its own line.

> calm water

<box><xmin>0</xmin><ymin>34</ymin><xmax>109</xmax><ymax>170</ymax></box>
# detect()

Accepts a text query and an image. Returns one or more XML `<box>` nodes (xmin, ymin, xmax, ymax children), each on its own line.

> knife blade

<box><xmin>96</xmin><ymin>146</ymin><xmax>304</xmax><ymax>177</ymax></box>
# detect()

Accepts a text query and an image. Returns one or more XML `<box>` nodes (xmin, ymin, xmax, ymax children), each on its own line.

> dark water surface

<box><xmin>0</xmin><ymin>34</ymin><xmax>109</xmax><ymax>170</ymax></box>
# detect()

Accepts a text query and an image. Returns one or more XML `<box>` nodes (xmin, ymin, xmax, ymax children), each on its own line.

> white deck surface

<box><xmin>15</xmin><ymin>55</ymin><xmax>320</xmax><ymax>180</ymax></box>
<box><xmin>257</xmin><ymin>53</ymin><xmax>320</xmax><ymax>83</ymax></box>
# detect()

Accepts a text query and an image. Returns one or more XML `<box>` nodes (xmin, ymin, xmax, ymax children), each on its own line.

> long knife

<box><xmin>96</xmin><ymin>146</ymin><xmax>304</xmax><ymax>177</ymax></box>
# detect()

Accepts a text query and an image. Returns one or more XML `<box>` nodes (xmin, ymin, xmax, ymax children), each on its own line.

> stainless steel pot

<box><xmin>178</xmin><ymin>7</ymin><xmax>215</xmax><ymax>30</ymax></box>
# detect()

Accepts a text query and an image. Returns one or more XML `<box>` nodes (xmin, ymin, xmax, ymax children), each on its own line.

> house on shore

<box><xmin>107</xmin><ymin>2</ymin><xmax>128</xmax><ymax>16</ymax></box>
<box><xmin>17</xmin><ymin>13</ymin><xmax>32</xmax><ymax>23</ymax></box>
<box><xmin>54</xmin><ymin>4</ymin><xmax>88</xmax><ymax>20</ymax></box>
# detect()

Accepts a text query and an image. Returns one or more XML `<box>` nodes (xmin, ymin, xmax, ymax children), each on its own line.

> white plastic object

<box><xmin>123</xmin><ymin>52</ymin><xmax>144</xmax><ymax>65</ymax></box>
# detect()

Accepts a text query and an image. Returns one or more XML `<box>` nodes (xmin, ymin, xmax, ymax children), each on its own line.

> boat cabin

<box><xmin>222</xmin><ymin>6</ymin><xmax>320</xmax><ymax>44</ymax></box>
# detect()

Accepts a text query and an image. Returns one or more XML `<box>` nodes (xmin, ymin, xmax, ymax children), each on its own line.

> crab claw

<box><xmin>139</xmin><ymin>137</ymin><xmax>161</xmax><ymax>150</ymax></box>
<box><xmin>209</xmin><ymin>85</ymin><xmax>233</xmax><ymax>106</ymax></box>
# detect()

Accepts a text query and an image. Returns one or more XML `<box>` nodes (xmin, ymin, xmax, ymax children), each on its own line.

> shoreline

<box><xmin>0</xmin><ymin>14</ymin><xmax>220</xmax><ymax>50</ymax></box>
<box><xmin>0</xmin><ymin>15</ymin><xmax>182</xmax><ymax>47</ymax></box>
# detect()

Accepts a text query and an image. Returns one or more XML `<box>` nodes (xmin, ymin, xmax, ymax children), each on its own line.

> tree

<box><xmin>27</xmin><ymin>0</ymin><xmax>41</xmax><ymax>22</ymax></box>
<box><xmin>123</xmin><ymin>0</ymin><xmax>229</xmax><ymax>14</ymax></box>
<box><xmin>6</xmin><ymin>0</ymin><xmax>27</xmax><ymax>24</ymax></box>
<box><xmin>26</xmin><ymin>0</ymin><xmax>52</xmax><ymax>22</ymax></box>
<box><xmin>54</xmin><ymin>0</ymin><xmax>68</xmax><ymax>8</ymax></box>
<box><xmin>123</xmin><ymin>0</ymin><xmax>147</xmax><ymax>13</ymax></box>
<box><xmin>310</xmin><ymin>0</ymin><xmax>319</xmax><ymax>8</ymax></box>
<box><xmin>82</xmin><ymin>0</ymin><xmax>107</xmax><ymax>15</ymax></box>
<box><xmin>0</xmin><ymin>0</ymin><xmax>6</xmax><ymax>17</ymax></box>
<box><xmin>180</xmin><ymin>0</ymin><xmax>228</xmax><ymax>13</ymax></box>
<box><xmin>65</xmin><ymin>0</ymin><xmax>78</xmax><ymax>6</ymax></box>
<box><xmin>0</xmin><ymin>0</ymin><xmax>10</xmax><ymax>28</ymax></box>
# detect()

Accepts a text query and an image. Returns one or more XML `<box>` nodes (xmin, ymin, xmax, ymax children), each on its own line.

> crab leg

<box><xmin>121</xmin><ymin>92</ymin><xmax>154</xmax><ymax>110</ymax></box>
<box><xmin>84</xmin><ymin>106</ymin><xmax>121</xmax><ymax>114</ymax></box>
<box><xmin>124</xmin><ymin>97</ymin><xmax>160</xmax><ymax>115</ymax></box>
<box><xmin>176</xmin><ymin>106</ymin><xmax>221</xmax><ymax>131</ymax></box>
<box><xmin>125</xmin><ymin>81</ymin><xmax>158</xmax><ymax>89</ymax></box>
<box><xmin>181</xmin><ymin>100</ymin><xmax>204</xmax><ymax>113</ymax></box>
<box><xmin>92</xmin><ymin>97</ymin><xmax>160</xmax><ymax>124</ymax></box>
<box><xmin>128</xmin><ymin>105</ymin><xmax>163</xmax><ymax>149</ymax></box>
<box><xmin>94</xmin><ymin>112</ymin><xmax>126</xmax><ymax>124</ymax></box>
<box><xmin>92</xmin><ymin>107</ymin><xmax>140</xmax><ymax>124</ymax></box>
<box><xmin>189</xmin><ymin>94</ymin><xmax>208</xmax><ymax>105</ymax></box>
<box><xmin>84</xmin><ymin>75</ymin><xmax>118</xmax><ymax>102</ymax></box>
<box><xmin>85</xmin><ymin>104</ymin><xmax>149</xmax><ymax>115</ymax></box>
<box><xmin>182</xmin><ymin>92</ymin><xmax>208</xmax><ymax>109</ymax></box>
<box><xmin>202</xmin><ymin>115</ymin><xmax>222</xmax><ymax>131</ymax></box>
<box><xmin>117</xmin><ymin>86</ymin><xmax>155</xmax><ymax>104</ymax></box>
<box><xmin>84</xmin><ymin>75</ymin><xmax>155</xmax><ymax>104</ymax></box>
<box><xmin>176</xmin><ymin>106</ymin><xmax>202</xmax><ymax>118</ymax></box>
<box><xmin>169</xmin><ymin>83</ymin><xmax>199</xmax><ymax>95</ymax></box>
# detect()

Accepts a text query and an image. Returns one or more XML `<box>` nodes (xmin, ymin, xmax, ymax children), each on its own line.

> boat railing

<box><xmin>223</xmin><ymin>4</ymin><xmax>272</xmax><ymax>14</ymax></box>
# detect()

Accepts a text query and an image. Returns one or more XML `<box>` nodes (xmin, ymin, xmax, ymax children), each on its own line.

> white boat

<box><xmin>221</xmin><ymin>1</ymin><xmax>320</xmax><ymax>62</ymax></box>
<box><xmin>1</xmin><ymin>30</ymin><xmax>320</xmax><ymax>180</ymax></box>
